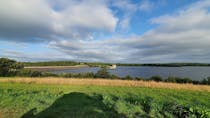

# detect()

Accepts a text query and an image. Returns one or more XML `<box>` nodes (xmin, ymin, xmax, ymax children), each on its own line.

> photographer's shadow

<box><xmin>22</xmin><ymin>92</ymin><xmax>123</xmax><ymax>118</ymax></box>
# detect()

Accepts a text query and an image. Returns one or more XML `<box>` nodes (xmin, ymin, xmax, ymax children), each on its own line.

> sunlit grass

<box><xmin>0</xmin><ymin>78</ymin><xmax>210</xmax><ymax>118</ymax></box>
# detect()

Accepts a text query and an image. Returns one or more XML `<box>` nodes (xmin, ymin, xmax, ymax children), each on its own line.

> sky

<box><xmin>1</xmin><ymin>0</ymin><xmax>210</xmax><ymax>63</ymax></box>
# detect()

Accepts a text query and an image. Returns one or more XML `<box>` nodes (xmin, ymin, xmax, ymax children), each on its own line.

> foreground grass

<box><xmin>0</xmin><ymin>78</ymin><xmax>210</xmax><ymax>118</ymax></box>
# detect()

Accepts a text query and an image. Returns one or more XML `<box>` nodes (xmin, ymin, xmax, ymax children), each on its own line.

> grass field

<box><xmin>0</xmin><ymin>78</ymin><xmax>210</xmax><ymax>118</ymax></box>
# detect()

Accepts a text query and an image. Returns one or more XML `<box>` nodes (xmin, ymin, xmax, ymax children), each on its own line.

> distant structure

<box><xmin>109</xmin><ymin>64</ymin><xmax>117</xmax><ymax>69</ymax></box>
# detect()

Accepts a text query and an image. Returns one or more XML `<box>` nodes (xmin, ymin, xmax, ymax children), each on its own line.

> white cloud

<box><xmin>49</xmin><ymin>39</ymin><xmax>128</xmax><ymax>62</ymax></box>
<box><xmin>111</xmin><ymin>0</ymin><xmax>137</xmax><ymax>31</ymax></box>
<box><xmin>0</xmin><ymin>47</ymin><xmax>72</xmax><ymax>62</ymax></box>
<box><xmin>50</xmin><ymin>0</ymin><xmax>210</xmax><ymax>63</ymax></box>
<box><xmin>111</xmin><ymin>0</ymin><xmax>138</xmax><ymax>12</ymax></box>
<box><xmin>112</xmin><ymin>0</ymin><xmax>154</xmax><ymax>31</ymax></box>
<box><xmin>0</xmin><ymin>0</ymin><xmax>118</xmax><ymax>42</ymax></box>
<box><xmin>139</xmin><ymin>0</ymin><xmax>154</xmax><ymax>12</ymax></box>
<box><xmin>130</xmin><ymin>0</ymin><xmax>210</xmax><ymax>62</ymax></box>
<box><xmin>1</xmin><ymin>0</ymin><xmax>210</xmax><ymax>63</ymax></box>
<box><xmin>118</xmin><ymin>17</ymin><xmax>130</xmax><ymax>31</ymax></box>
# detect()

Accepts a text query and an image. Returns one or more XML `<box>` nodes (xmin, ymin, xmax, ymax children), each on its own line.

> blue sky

<box><xmin>1</xmin><ymin>0</ymin><xmax>210</xmax><ymax>63</ymax></box>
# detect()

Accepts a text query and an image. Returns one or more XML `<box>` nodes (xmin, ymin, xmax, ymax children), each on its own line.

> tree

<box><xmin>207</xmin><ymin>77</ymin><xmax>210</xmax><ymax>85</ymax></box>
<box><xmin>0</xmin><ymin>58</ymin><xmax>23</xmax><ymax>76</ymax></box>
<box><xmin>123</xmin><ymin>75</ymin><xmax>133</xmax><ymax>80</ymax></box>
<box><xmin>201</xmin><ymin>77</ymin><xmax>210</xmax><ymax>85</ymax></box>
<box><xmin>165</xmin><ymin>76</ymin><xmax>176</xmax><ymax>83</ymax></box>
<box><xmin>149</xmin><ymin>76</ymin><xmax>163</xmax><ymax>82</ymax></box>
<box><xmin>95</xmin><ymin>66</ymin><xmax>110</xmax><ymax>78</ymax></box>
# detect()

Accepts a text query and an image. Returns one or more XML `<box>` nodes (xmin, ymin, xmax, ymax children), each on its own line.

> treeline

<box><xmin>117</xmin><ymin>63</ymin><xmax>210</xmax><ymax>67</ymax></box>
<box><xmin>23</xmin><ymin>61</ymin><xmax>80</xmax><ymax>66</ymax></box>
<box><xmin>23</xmin><ymin>61</ymin><xmax>112</xmax><ymax>67</ymax></box>
<box><xmin>84</xmin><ymin>62</ymin><xmax>111</xmax><ymax>67</ymax></box>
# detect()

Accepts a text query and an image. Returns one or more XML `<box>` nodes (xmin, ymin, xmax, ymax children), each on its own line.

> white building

<box><xmin>110</xmin><ymin>64</ymin><xmax>117</xmax><ymax>69</ymax></box>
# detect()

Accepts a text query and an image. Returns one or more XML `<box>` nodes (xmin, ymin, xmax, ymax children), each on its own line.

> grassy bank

<box><xmin>0</xmin><ymin>77</ymin><xmax>210</xmax><ymax>92</ymax></box>
<box><xmin>0</xmin><ymin>78</ymin><xmax>210</xmax><ymax>118</ymax></box>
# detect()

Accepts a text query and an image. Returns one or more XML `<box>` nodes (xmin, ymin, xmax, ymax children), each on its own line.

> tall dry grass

<box><xmin>0</xmin><ymin>77</ymin><xmax>210</xmax><ymax>92</ymax></box>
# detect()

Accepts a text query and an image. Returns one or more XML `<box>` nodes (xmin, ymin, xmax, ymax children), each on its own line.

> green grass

<box><xmin>0</xmin><ymin>83</ymin><xmax>210</xmax><ymax>118</ymax></box>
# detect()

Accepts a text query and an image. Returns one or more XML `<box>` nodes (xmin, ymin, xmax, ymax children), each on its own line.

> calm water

<box><xmin>49</xmin><ymin>66</ymin><xmax>210</xmax><ymax>80</ymax></box>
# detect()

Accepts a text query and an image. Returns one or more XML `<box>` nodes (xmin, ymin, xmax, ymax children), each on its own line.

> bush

<box><xmin>182</xmin><ymin>78</ymin><xmax>192</xmax><ymax>83</ymax></box>
<box><xmin>208</xmin><ymin>77</ymin><xmax>210</xmax><ymax>85</ymax></box>
<box><xmin>42</xmin><ymin>72</ymin><xmax>59</xmax><ymax>77</ymax></box>
<box><xmin>95</xmin><ymin>67</ymin><xmax>110</xmax><ymax>78</ymax></box>
<box><xmin>135</xmin><ymin>77</ymin><xmax>144</xmax><ymax>80</ymax></box>
<box><xmin>30</xmin><ymin>71</ymin><xmax>42</xmax><ymax>77</ymax></box>
<box><xmin>175</xmin><ymin>77</ymin><xmax>192</xmax><ymax>83</ymax></box>
<box><xmin>62</xmin><ymin>73</ymin><xmax>73</xmax><ymax>78</ymax></box>
<box><xmin>165</xmin><ymin>77</ymin><xmax>193</xmax><ymax>84</ymax></box>
<box><xmin>192</xmin><ymin>80</ymin><xmax>200</xmax><ymax>84</ymax></box>
<box><xmin>122</xmin><ymin>75</ymin><xmax>133</xmax><ymax>80</ymax></box>
<box><xmin>110</xmin><ymin>74</ymin><xmax>120</xmax><ymax>79</ymax></box>
<box><xmin>0</xmin><ymin>58</ymin><xmax>23</xmax><ymax>76</ymax></box>
<box><xmin>201</xmin><ymin>77</ymin><xmax>210</xmax><ymax>85</ymax></box>
<box><xmin>149</xmin><ymin>76</ymin><xmax>163</xmax><ymax>82</ymax></box>
<box><xmin>17</xmin><ymin>69</ymin><xmax>42</xmax><ymax>77</ymax></box>
<box><xmin>162</xmin><ymin>102</ymin><xmax>210</xmax><ymax>117</ymax></box>
<box><xmin>165</xmin><ymin>76</ymin><xmax>176</xmax><ymax>83</ymax></box>
<box><xmin>61</xmin><ymin>72</ymin><xmax>95</xmax><ymax>78</ymax></box>
<box><xmin>80</xmin><ymin>72</ymin><xmax>95</xmax><ymax>78</ymax></box>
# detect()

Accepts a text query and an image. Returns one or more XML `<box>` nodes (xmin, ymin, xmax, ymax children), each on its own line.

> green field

<box><xmin>0</xmin><ymin>82</ymin><xmax>210</xmax><ymax>118</ymax></box>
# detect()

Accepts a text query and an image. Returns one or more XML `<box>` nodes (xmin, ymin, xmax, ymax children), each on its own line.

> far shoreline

<box><xmin>24</xmin><ymin>65</ymin><xmax>89</xmax><ymax>71</ymax></box>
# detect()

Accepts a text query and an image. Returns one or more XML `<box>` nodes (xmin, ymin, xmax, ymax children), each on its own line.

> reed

<box><xmin>0</xmin><ymin>77</ymin><xmax>209</xmax><ymax>92</ymax></box>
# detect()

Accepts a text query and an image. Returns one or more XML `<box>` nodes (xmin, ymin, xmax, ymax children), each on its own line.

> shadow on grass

<box><xmin>21</xmin><ymin>92</ymin><xmax>125</xmax><ymax>118</ymax></box>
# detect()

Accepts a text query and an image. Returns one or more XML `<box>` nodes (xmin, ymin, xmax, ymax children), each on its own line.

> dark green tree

<box><xmin>165</xmin><ymin>76</ymin><xmax>176</xmax><ymax>83</ymax></box>
<box><xmin>207</xmin><ymin>77</ymin><xmax>210</xmax><ymax>85</ymax></box>
<box><xmin>149</xmin><ymin>76</ymin><xmax>163</xmax><ymax>82</ymax></box>
<box><xmin>95</xmin><ymin>66</ymin><xmax>110</xmax><ymax>78</ymax></box>
<box><xmin>0</xmin><ymin>58</ymin><xmax>23</xmax><ymax>76</ymax></box>
<box><xmin>123</xmin><ymin>75</ymin><xmax>133</xmax><ymax>80</ymax></box>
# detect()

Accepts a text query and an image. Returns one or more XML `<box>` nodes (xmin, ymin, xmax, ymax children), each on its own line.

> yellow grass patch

<box><xmin>0</xmin><ymin>77</ymin><xmax>210</xmax><ymax>92</ymax></box>
<box><xmin>0</xmin><ymin>111</ymin><xmax>3</xmax><ymax>118</ymax></box>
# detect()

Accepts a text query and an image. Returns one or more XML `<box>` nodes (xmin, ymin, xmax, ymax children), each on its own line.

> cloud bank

<box><xmin>0</xmin><ymin>0</ymin><xmax>118</xmax><ymax>42</ymax></box>
<box><xmin>1</xmin><ymin>0</ymin><xmax>210</xmax><ymax>63</ymax></box>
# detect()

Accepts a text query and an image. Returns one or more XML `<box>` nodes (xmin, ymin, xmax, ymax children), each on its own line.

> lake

<box><xmin>49</xmin><ymin>66</ymin><xmax>210</xmax><ymax>80</ymax></box>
